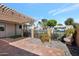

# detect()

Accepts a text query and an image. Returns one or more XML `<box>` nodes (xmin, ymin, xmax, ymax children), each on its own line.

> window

<box><xmin>19</xmin><ymin>25</ymin><xmax>22</xmax><ymax>29</ymax></box>
<box><xmin>0</xmin><ymin>23</ymin><xmax>5</xmax><ymax>31</ymax></box>
<box><xmin>0</xmin><ymin>27</ymin><xmax>5</xmax><ymax>31</ymax></box>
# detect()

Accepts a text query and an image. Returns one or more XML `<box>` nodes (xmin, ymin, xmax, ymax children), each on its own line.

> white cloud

<box><xmin>48</xmin><ymin>9</ymin><xmax>57</xmax><ymax>14</ymax></box>
<box><xmin>48</xmin><ymin>4</ymin><xmax>79</xmax><ymax>16</ymax></box>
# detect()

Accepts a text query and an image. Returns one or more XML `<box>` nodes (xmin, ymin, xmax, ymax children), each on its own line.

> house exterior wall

<box><xmin>0</xmin><ymin>22</ymin><xmax>6</xmax><ymax>37</ymax></box>
<box><xmin>16</xmin><ymin>24</ymin><xmax>22</xmax><ymax>35</ymax></box>
<box><xmin>5</xmin><ymin>23</ymin><xmax>15</xmax><ymax>37</ymax></box>
<box><xmin>0</xmin><ymin>22</ymin><xmax>22</xmax><ymax>37</ymax></box>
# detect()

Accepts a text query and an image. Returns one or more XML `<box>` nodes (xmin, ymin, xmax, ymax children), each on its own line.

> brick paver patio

<box><xmin>9</xmin><ymin>38</ymin><xmax>65</xmax><ymax>56</ymax></box>
<box><xmin>0</xmin><ymin>38</ymin><xmax>70</xmax><ymax>56</ymax></box>
<box><xmin>0</xmin><ymin>39</ymin><xmax>38</xmax><ymax>56</ymax></box>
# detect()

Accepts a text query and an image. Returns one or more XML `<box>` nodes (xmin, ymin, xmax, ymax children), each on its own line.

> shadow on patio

<box><xmin>0</xmin><ymin>40</ymin><xmax>38</xmax><ymax>56</ymax></box>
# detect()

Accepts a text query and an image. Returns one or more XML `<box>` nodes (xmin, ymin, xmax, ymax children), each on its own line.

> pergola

<box><xmin>0</xmin><ymin>4</ymin><xmax>35</xmax><ymax>37</ymax></box>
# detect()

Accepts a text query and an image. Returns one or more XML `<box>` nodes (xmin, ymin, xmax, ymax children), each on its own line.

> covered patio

<box><xmin>0</xmin><ymin>4</ymin><xmax>34</xmax><ymax>38</ymax></box>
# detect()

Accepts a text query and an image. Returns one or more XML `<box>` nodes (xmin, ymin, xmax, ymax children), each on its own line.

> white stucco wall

<box><xmin>5</xmin><ymin>23</ymin><xmax>15</xmax><ymax>37</ymax></box>
<box><xmin>0</xmin><ymin>22</ymin><xmax>22</xmax><ymax>37</ymax></box>
<box><xmin>0</xmin><ymin>22</ymin><xmax>6</xmax><ymax>37</ymax></box>
<box><xmin>16</xmin><ymin>24</ymin><xmax>22</xmax><ymax>35</ymax></box>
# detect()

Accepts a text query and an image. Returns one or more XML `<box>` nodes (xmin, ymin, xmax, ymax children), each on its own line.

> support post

<box><xmin>31</xmin><ymin>25</ymin><xmax>34</xmax><ymax>38</ymax></box>
<box><xmin>21</xmin><ymin>24</ymin><xmax>24</xmax><ymax>37</ymax></box>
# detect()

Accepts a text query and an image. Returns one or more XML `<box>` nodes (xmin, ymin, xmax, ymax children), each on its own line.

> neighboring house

<box><xmin>0</xmin><ymin>4</ymin><xmax>34</xmax><ymax>38</ymax></box>
<box><xmin>54</xmin><ymin>26</ymin><xmax>66</xmax><ymax>32</ymax></box>
<box><xmin>54</xmin><ymin>25</ymin><xmax>74</xmax><ymax>30</ymax></box>
<box><xmin>51</xmin><ymin>25</ymin><xmax>74</xmax><ymax>33</ymax></box>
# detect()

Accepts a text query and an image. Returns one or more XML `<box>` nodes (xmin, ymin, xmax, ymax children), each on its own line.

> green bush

<box><xmin>40</xmin><ymin>33</ymin><xmax>50</xmax><ymax>43</ymax></box>
<box><xmin>65</xmin><ymin>28</ymin><xmax>75</xmax><ymax>37</ymax></box>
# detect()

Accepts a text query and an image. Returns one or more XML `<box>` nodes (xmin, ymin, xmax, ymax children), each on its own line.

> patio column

<box><xmin>21</xmin><ymin>24</ymin><xmax>24</xmax><ymax>37</ymax></box>
<box><xmin>31</xmin><ymin>25</ymin><xmax>34</xmax><ymax>38</ymax></box>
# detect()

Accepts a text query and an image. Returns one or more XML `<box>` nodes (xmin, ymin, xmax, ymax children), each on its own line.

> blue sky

<box><xmin>4</xmin><ymin>3</ymin><xmax>79</xmax><ymax>24</ymax></box>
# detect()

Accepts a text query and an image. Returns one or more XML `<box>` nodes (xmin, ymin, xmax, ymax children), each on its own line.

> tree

<box><xmin>38</xmin><ymin>19</ymin><xmax>48</xmax><ymax>29</ymax></box>
<box><xmin>41</xmin><ymin>19</ymin><xmax>48</xmax><ymax>27</ymax></box>
<box><xmin>41</xmin><ymin>19</ymin><xmax>47</xmax><ymax>22</ymax></box>
<box><xmin>65</xmin><ymin>18</ymin><xmax>74</xmax><ymax>25</ymax></box>
<box><xmin>47</xmin><ymin>19</ymin><xmax>57</xmax><ymax>27</ymax></box>
<box><xmin>38</xmin><ymin>19</ymin><xmax>47</xmax><ymax>26</ymax></box>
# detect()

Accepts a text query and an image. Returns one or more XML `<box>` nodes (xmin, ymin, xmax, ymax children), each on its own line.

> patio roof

<box><xmin>0</xmin><ymin>4</ymin><xmax>34</xmax><ymax>24</ymax></box>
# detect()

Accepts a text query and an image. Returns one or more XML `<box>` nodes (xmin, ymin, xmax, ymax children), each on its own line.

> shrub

<box><xmin>40</xmin><ymin>33</ymin><xmax>50</xmax><ymax>43</ymax></box>
<box><xmin>65</xmin><ymin>28</ymin><xmax>75</xmax><ymax>37</ymax></box>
